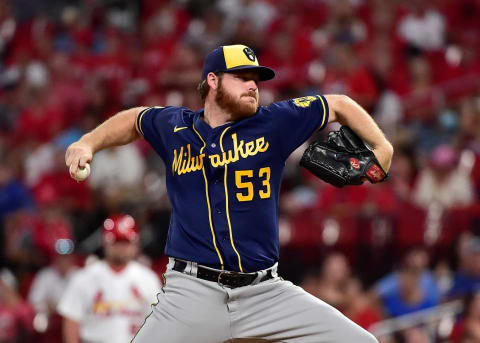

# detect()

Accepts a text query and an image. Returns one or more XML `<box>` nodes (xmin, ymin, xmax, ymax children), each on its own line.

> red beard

<box><xmin>215</xmin><ymin>79</ymin><xmax>258</xmax><ymax>120</ymax></box>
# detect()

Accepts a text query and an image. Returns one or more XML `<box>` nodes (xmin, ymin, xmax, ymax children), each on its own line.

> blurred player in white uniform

<box><xmin>28</xmin><ymin>237</ymin><xmax>77</xmax><ymax>342</ymax></box>
<box><xmin>57</xmin><ymin>214</ymin><xmax>161</xmax><ymax>343</ymax></box>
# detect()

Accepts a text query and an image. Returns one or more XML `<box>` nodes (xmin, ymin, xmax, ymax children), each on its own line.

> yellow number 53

<box><xmin>235</xmin><ymin>167</ymin><xmax>271</xmax><ymax>202</ymax></box>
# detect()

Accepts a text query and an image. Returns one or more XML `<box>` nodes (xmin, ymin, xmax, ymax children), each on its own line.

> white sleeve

<box><xmin>88</xmin><ymin>151</ymin><xmax>107</xmax><ymax>189</ymax></box>
<box><xmin>28</xmin><ymin>272</ymin><xmax>49</xmax><ymax>312</ymax></box>
<box><xmin>57</xmin><ymin>273</ymin><xmax>89</xmax><ymax>322</ymax></box>
<box><xmin>119</xmin><ymin>145</ymin><xmax>146</xmax><ymax>188</ymax></box>
<box><xmin>451</xmin><ymin>171</ymin><xmax>474</xmax><ymax>206</ymax></box>
<box><xmin>143</xmin><ymin>271</ymin><xmax>162</xmax><ymax>305</ymax></box>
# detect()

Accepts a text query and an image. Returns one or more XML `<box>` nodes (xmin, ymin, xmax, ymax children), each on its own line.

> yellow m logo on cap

<box><xmin>223</xmin><ymin>45</ymin><xmax>259</xmax><ymax>69</ymax></box>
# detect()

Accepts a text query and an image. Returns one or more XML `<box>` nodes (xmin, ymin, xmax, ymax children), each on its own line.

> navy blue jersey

<box><xmin>137</xmin><ymin>95</ymin><xmax>329</xmax><ymax>272</ymax></box>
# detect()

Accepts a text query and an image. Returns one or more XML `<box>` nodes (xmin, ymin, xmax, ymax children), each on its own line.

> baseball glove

<box><xmin>300</xmin><ymin>126</ymin><xmax>389</xmax><ymax>187</ymax></box>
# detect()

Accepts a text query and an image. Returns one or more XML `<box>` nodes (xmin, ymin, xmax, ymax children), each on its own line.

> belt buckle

<box><xmin>217</xmin><ymin>271</ymin><xmax>234</xmax><ymax>287</ymax></box>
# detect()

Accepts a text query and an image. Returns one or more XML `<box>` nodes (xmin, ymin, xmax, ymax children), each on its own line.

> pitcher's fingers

<box><xmin>69</xmin><ymin>158</ymin><xmax>80</xmax><ymax>174</ymax></box>
<box><xmin>65</xmin><ymin>149</ymin><xmax>72</xmax><ymax>167</ymax></box>
<box><xmin>78</xmin><ymin>156</ymin><xmax>90</xmax><ymax>168</ymax></box>
<box><xmin>65</xmin><ymin>147</ymin><xmax>78</xmax><ymax>167</ymax></box>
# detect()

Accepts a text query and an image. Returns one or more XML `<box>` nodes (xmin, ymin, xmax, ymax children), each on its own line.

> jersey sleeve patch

<box><xmin>292</xmin><ymin>96</ymin><xmax>318</xmax><ymax>108</ymax></box>
<box><xmin>290</xmin><ymin>95</ymin><xmax>329</xmax><ymax>130</ymax></box>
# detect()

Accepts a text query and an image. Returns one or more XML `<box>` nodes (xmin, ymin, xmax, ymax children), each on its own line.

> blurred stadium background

<box><xmin>0</xmin><ymin>0</ymin><xmax>480</xmax><ymax>342</ymax></box>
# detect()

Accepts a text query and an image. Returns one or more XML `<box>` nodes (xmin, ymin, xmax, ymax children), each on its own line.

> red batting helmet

<box><xmin>102</xmin><ymin>214</ymin><xmax>138</xmax><ymax>244</ymax></box>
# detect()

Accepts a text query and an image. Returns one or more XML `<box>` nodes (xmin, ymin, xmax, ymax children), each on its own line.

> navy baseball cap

<box><xmin>201</xmin><ymin>44</ymin><xmax>275</xmax><ymax>81</ymax></box>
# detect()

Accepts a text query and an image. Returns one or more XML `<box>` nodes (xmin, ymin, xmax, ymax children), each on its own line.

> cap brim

<box><xmin>223</xmin><ymin>65</ymin><xmax>275</xmax><ymax>81</ymax></box>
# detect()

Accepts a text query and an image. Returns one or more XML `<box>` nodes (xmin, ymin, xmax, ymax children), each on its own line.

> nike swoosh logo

<box><xmin>173</xmin><ymin>126</ymin><xmax>188</xmax><ymax>133</ymax></box>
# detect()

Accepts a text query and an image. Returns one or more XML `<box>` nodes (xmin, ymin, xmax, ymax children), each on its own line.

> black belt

<box><xmin>172</xmin><ymin>260</ymin><xmax>274</xmax><ymax>288</ymax></box>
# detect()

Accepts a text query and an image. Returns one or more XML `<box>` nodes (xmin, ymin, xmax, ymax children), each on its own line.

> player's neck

<box><xmin>203</xmin><ymin>100</ymin><xmax>233</xmax><ymax>128</ymax></box>
<box><xmin>107</xmin><ymin>260</ymin><xmax>129</xmax><ymax>273</ymax></box>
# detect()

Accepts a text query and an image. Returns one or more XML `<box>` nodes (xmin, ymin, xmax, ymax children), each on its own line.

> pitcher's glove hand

<box><xmin>300</xmin><ymin>126</ymin><xmax>389</xmax><ymax>187</ymax></box>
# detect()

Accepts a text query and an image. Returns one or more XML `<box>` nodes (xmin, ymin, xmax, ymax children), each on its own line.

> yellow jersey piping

<box><xmin>317</xmin><ymin>95</ymin><xmax>327</xmax><ymax>130</ymax></box>
<box><xmin>219</xmin><ymin>126</ymin><xmax>244</xmax><ymax>272</ymax></box>
<box><xmin>137</xmin><ymin>106</ymin><xmax>165</xmax><ymax>136</ymax></box>
<box><xmin>192</xmin><ymin>123</ymin><xmax>224</xmax><ymax>269</ymax></box>
<box><xmin>137</xmin><ymin>107</ymin><xmax>151</xmax><ymax>136</ymax></box>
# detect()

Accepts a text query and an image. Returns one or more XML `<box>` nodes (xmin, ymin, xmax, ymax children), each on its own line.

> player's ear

<box><xmin>207</xmin><ymin>72</ymin><xmax>219</xmax><ymax>90</ymax></box>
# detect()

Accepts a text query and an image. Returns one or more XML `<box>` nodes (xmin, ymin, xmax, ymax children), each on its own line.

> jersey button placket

<box><xmin>207</xmin><ymin>131</ymin><xmax>234</xmax><ymax>264</ymax></box>
<box><xmin>205</xmin><ymin>133</ymin><xmax>218</xmax><ymax>154</ymax></box>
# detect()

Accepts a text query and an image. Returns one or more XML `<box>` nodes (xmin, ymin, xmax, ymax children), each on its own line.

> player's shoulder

<box><xmin>34</xmin><ymin>266</ymin><xmax>56</xmax><ymax>280</ymax></box>
<box><xmin>129</xmin><ymin>261</ymin><xmax>157</xmax><ymax>275</ymax></box>
<box><xmin>64</xmin><ymin>267</ymin><xmax>89</xmax><ymax>287</ymax></box>
<box><xmin>256</xmin><ymin>98</ymin><xmax>298</xmax><ymax>119</ymax></box>
<box><xmin>261</xmin><ymin>95</ymin><xmax>327</xmax><ymax>113</ymax></box>
<box><xmin>72</xmin><ymin>260</ymin><xmax>107</xmax><ymax>279</ymax></box>
<box><xmin>138</xmin><ymin>105</ymin><xmax>197</xmax><ymax>135</ymax></box>
<box><xmin>129</xmin><ymin>261</ymin><xmax>160</xmax><ymax>280</ymax></box>
<box><xmin>140</xmin><ymin>106</ymin><xmax>195</xmax><ymax>123</ymax></box>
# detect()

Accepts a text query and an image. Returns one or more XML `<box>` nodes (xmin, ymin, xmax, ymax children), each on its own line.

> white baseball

<box><xmin>70</xmin><ymin>163</ymin><xmax>90</xmax><ymax>182</ymax></box>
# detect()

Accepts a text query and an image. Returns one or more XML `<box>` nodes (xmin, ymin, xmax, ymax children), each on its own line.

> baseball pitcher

<box><xmin>65</xmin><ymin>44</ymin><xmax>393</xmax><ymax>343</ymax></box>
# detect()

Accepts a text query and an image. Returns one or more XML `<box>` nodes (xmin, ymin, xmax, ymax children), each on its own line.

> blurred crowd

<box><xmin>0</xmin><ymin>0</ymin><xmax>480</xmax><ymax>342</ymax></box>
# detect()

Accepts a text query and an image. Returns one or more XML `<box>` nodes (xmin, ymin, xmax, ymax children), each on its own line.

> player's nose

<box><xmin>245</xmin><ymin>79</ymin><xmax>258</xmax><ymax>90</ymax></box>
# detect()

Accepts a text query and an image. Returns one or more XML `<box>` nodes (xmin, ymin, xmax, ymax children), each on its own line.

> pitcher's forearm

<box><xmin>80</xmin><ymin>107</ymin><xmax>146</xmax><ymax>153</ymax></box>
<box><xmin>65</xmin><ymin>107</ymin><xmax>147</xmax><ymax>173</ymax></box>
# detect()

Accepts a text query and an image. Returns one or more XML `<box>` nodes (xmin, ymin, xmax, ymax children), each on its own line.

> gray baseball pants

<box><xmin>132</xmin><ymin>259</ymin><xmax>378</xmax><ymax>343</ymax></box>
